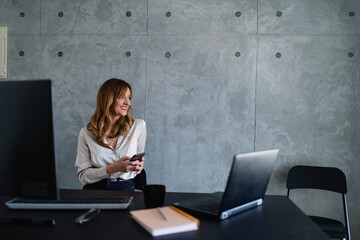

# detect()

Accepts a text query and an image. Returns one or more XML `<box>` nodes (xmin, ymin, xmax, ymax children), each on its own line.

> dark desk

<box><xmin>0</xmin><ymin>190</ymin><xmax>329</xmax><ymax>240</ymax></box>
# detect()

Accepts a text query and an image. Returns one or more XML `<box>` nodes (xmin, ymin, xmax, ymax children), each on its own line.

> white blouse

<box><xmin>75</xmin><ymin>118</ymin><xmax>146</xmax><ymax>185</ymax></box>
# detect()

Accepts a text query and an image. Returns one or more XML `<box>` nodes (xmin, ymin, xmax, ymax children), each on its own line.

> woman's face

<box><xmin>112</xmin><ymin>87</ymin><xmax>131</xmax><ymax>118</ymax></box>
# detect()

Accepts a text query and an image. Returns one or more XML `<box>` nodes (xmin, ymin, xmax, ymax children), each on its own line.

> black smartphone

<box><xmin>130</xmin><ymin>152</ymin><xmax>146</xmax><ymax>161</ymax></box>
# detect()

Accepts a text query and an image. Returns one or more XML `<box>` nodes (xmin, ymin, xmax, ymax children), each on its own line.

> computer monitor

<box><xmin>0</xmin><ymin>80</ymin><xmax>59</xmax><ymax>199</ymax></box>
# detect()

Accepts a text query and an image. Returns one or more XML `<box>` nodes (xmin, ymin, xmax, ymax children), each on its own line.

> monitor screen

<box><xmin>0</xmin><ymin>80</ymin><xmax>59</xmax><ymax>199</ymax></box>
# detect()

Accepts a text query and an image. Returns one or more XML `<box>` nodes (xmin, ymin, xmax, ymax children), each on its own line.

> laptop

<box><xmin>173</xmin><ymin>149</ymin><xmax>279</xmax><ymax>220</ymax></box>
<box><xmin>0</xmin><ymin>80</ymin><xmax>132</xmax><ymax>209</ymax></box>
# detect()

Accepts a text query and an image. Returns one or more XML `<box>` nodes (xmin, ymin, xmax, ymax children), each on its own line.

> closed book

<box><xmin>130</xmin><ymin>206</ymin><xmax>199</xmax><ymax>236</ymax></box>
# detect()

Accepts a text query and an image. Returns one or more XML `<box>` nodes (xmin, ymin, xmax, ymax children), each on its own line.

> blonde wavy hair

<box><xmin>87</xmin><ymin>78</ymin><xmax>134</xmax><ymax>147</ymax></box>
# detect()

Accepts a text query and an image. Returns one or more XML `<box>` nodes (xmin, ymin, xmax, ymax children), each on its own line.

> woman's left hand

<box><xmin>131</xmin><ymin>157</ymin><xmax>145</xmax><ymax>174</ymax></box>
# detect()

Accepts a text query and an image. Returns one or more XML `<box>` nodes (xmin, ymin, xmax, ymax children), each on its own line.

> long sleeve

<box><xmin>75</xmin><ymin>128</ymin><xmax>108</xmax><ymax>185</ymax></box>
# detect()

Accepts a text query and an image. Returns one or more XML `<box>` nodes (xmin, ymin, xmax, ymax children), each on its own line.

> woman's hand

<box><xmin>106</xmin><ymin>156</ymin><xmax>135</xmax><ymax>176</ymax></box>
<box><xmin>131</xmin><ymin>157</ymin><xmax>145</xmax><ymax>174</ymax></box>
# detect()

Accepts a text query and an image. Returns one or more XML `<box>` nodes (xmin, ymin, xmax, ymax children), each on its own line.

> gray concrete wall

<box><xmin>1</xmin><ymin>0</ymin><xmax>359</xmax><ymax>238</ymax></box>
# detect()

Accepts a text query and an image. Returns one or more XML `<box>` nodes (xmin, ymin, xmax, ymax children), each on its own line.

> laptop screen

<box><xmin>219</xmin><ymin>150</ymin><xmax>278</xmax><ymax>212</ymax></box>
<box><xmin>0</xmin><ymin>80</ymin><xmax>59</xmax><ymax>199</ymax></box>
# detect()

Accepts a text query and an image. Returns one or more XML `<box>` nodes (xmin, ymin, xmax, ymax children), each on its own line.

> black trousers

<box><xmin>83</xmin><ymin>170</ymin><xmax>147</xmax><ymax>191</ymax></box>
<box><xmin>83</xmin><ymin>178</ymin><xmax>135</xmax><ymax>191</ymax></box>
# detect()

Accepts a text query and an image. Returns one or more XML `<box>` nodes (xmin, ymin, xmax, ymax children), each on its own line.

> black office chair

<box><xmin>286</xmin><ymin>165</ymin><xmax>351</xmax><ymax>240</ymax></box>
<box><xmin>134</xmin><ymin>169</ymin><xmax>147</xmax><ymax>190</ymax></box>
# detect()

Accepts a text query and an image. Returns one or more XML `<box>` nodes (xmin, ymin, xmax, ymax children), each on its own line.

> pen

<box><xmin>157</xmin><ymin>207</ymin><xmax>168</xmax><ymax>221</ymax></box>
<box><xmin>0</xmin><ymin>217</ymin><xmax>56</xmax><ymax>226</ymax></box>
<box><xmin>170</xmin><ymin>206</ymin><xmax>200</xmax><ymax>227</ymax></box>
<box><xmin>75</xmin><ymin>208</ymin><xmax>100</xmax><ymax>224</ymax></box>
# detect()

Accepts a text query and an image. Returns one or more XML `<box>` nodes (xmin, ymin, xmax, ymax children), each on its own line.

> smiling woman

<box><xmin>74</xmin><ymin>78</ymin><xmax>147</xmax><ymax>191</ymax></box>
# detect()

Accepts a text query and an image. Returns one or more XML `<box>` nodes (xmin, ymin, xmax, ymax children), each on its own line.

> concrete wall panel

<box><xmin>257</xmin><ymin>35</ymin><xmax>360</xmax><ymax>226</ymax></box>
<box><xmin>146</xmin><ymin>35</ymin><xmax>256</xmax><ymax>192</ymax></box>
<box><xmin>0</xmin><ymin>0</ymin><xmax>40</xmax><ymax>34</ymax></box>
<box><xmin>149</xmin><ymin>0</ymin><xmax>257</xmax><ymax>34</ymax></box>
<box><xmin>259</xmin><ymin>0</ymin><xmax>360</xmax><ymax>34</ymax></box>
<box><xmin>41</xmin><ymin>0</ymin><xmax>147</xmax><ymax>34</ymax></box>
<box><xmin>6</xmin><ymin>35</ymin><xmax>41</xmax><ymax>80</ymax></box>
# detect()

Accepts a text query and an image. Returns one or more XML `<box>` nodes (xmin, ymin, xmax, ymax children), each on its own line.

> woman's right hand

<box><xmin>106</xmin><ymin>156</ymin><xmax>135</xmax><ymax>176</ymax></box>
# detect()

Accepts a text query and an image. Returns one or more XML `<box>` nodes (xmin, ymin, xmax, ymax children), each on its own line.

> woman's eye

<box><xmin>118</xmin><ymin>96</ymin><xmax>131</xmax><ymax>100</ymax></box>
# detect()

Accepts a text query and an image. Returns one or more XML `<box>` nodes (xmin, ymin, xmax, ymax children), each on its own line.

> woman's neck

<box><xmin>108</xmin><ymin>117</ymin><xmax>120</xmax><ymax>138</ymax></box>
<box><xmin>112</xmin><ymin>115</ymin><xmax>120</xmax><ymax>123</ymax></box>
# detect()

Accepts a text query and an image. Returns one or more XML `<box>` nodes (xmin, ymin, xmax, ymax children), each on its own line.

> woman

<box><xmin>75</xmin><ymin>78</ymin><xmax>146</xmax><ymax>191</ymax></box>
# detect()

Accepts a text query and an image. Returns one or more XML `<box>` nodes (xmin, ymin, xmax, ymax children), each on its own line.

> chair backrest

<box><xmin>134</xmin><ymin>169</ymin><xmax>147</xmax><ymax>190</ymax></box>
<box><xmin>286</xmin><ymin>165</ymin><xmax>347</xmax><ymax>194</ymax></box>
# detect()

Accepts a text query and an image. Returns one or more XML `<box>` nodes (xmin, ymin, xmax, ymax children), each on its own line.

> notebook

<box><xmin>0</xmin><ymin>80</ymin><xmax>132</xmax><ymax>210</ymax></box>
<box><xmin>173</xmin><ymin>149</ymin><xmax>279</xmax><ymax>220</ymax></box>
<box><xmin>130</xmin><ymin>206</ymin><xmax>199</xmax><ymax>236</ymax></box>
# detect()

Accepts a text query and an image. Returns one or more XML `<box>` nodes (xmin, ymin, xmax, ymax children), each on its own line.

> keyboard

<box><xmin>199</xmin><ymin>202</ymin><xmax>220</xmax><ymax>214</ymax></box>
<box><xmin>5</xmin><ymin>196</ymin><xmax>133</xmax><ymax>209</ymax></box>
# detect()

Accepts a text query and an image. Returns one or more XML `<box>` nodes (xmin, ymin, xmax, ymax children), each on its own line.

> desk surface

<box><xmin>0</xmin><ymin>189</ymin><xmax>330</xmax><ymax>240</ymax></box>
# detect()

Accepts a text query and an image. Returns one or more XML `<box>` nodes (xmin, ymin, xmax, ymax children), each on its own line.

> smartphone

<box><xmin>130</xmin><ymin>152</ymin><xmax>146</xmax><ymax>162</ymax></box>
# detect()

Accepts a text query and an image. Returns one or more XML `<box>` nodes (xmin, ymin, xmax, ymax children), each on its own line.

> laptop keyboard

<box><xmin>6</xmin><ymin>196</ymin><xmax>133</xmax><ymax>209</ymax></box>
<box><xmin>199</xmin><ymin>202</ymin><xmax>220</xmax><ymax>213</ymax></box>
